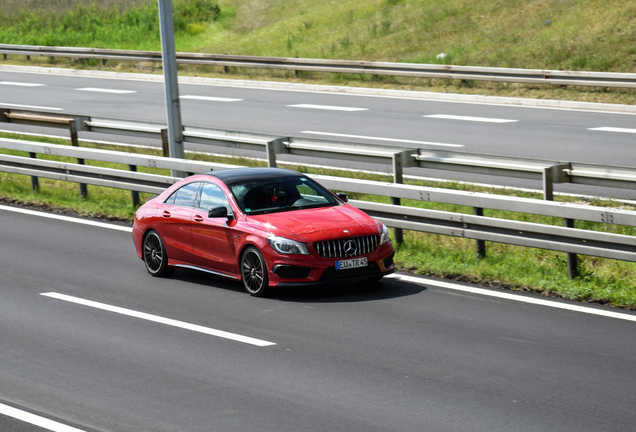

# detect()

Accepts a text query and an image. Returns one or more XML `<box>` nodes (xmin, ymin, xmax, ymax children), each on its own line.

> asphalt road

<box><xmin>1</xmin><ymin>68</ymin><xmax>636</xmax><ymax>198</ymax></box>
<box><xmin>1</xmin><ymin>206</ymin><xmax>635</xmax><ymax>432</ymax></box>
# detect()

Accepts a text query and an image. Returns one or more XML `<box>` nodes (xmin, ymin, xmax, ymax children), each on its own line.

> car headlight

<box><xmin>378</xmin><ymin>222</ymin><xmax>391</xmax><ymax>245</ymax></box>
<box><xmin>267</xmin><ymin>236</ymin><xmax>309</xmax><ymax>255</ymax></box>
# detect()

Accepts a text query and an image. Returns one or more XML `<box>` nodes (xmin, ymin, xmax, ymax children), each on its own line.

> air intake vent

<box><xmin>314</xmin><ymin>235</ymin><xmax>378</xmax><ymax>258</ymax></box>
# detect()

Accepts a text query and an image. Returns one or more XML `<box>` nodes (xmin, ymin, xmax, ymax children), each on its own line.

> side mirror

<box><xmin>336</xmin><ymin>192</ymin><xmax>348</xmax><ymax>203</ymax></box>
<box><xmin>208</xmin><ymin>206</ymin><xmax>229</xmax><ymax>218</ymax></box>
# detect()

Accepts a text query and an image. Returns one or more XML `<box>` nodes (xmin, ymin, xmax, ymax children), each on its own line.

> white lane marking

<box><xmin>0</xmin><ymin>402</ymin><xmax>86</xmax><ymax>432</ymax></box>
<box><xmin>301</xmin><ymin>130</ymin><xmax>464</xmax><ymax>148</ymax></box>
<box><xmin>588</xmin><ymin>126</ymin><xmax>636</xmax><ymax>134</ymax></box>
<box><xmin>75</xmin><ymin>87</ymin><xmax>136</xmax><ymax>94</ymax></box>
<box><xmin>181</xmin><ymin>95</ymin><xmax>243</xmax><ymax>102</ymax></box>
<box><xmin>424</xmin><ymin>114</ymin><xmax>518</xmax><ymax>123</ymax></box>
<box><xmin>0</xmin><ymin>205</ymin><xmax>132</xmax><ymax>232</ymax></box>
<box><xmin>0</xmin><ymin>102</ymin><xmax>63</xmax><ymax>110</ymax></box>
<box><xmin>41</xmin><ymin>292</ymin><xmax>276</xmax><ymax>347</ymax></box>
<box><xmin>388</xmin><ymin>274</ymin><xmax>636</xmax><ymax>323</ymax></box>
<box><xmin>288</xmin><ymin>104</ymin><xmax>368</xmax><ymax>112</ymax></box>
<box><xmin>0</xmin><ymin>81</ymin><xmax>44</xmax><ymax>87</ymax></box>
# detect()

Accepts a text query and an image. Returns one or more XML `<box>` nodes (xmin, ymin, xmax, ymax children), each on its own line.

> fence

<box><xmin>2</xmin><ymin>44</ymin><xmax>636</xmax><ymax>88</ymax></box>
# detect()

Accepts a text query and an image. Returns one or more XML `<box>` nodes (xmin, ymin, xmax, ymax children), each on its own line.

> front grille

<box><xmin>314</xmin><ymin>235</ymin><xmax>378</xmax><ymax>258</ymax></box>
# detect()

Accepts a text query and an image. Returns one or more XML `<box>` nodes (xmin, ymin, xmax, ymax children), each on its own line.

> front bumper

<box><xmin>268</xmin><ymin>248</ymin><xmax>396</xmax><ymax>287</ymax></box>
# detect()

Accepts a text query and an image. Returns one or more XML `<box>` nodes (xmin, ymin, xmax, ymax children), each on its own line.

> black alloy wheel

<box><xmin>241</xmin><ymin>246</ymin><xmax>269</xmax><ymax>297</ymax></box>
<box><xmin>143</xmin><ymin>230</ymin><xmax>174</xmax><ymax>277</ymax></box>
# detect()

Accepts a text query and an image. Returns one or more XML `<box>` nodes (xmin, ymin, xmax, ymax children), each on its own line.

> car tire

<box><xmin>143</xmin><ymin>230</ymin><xmax>174</xmax><ymax>277</ymax></box>
<box><xmin>241</xmin><ymin>246</ymin><xmax>269</xmax><ymax>297</ymax></box>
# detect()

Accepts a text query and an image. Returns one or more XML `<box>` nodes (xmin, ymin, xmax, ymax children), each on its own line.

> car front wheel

<box><xmin>241</xmin><ymin>246</ymin><xmax>269</xmax><ymax>297</ymax></box>
<box><xmin>143</xmin><ymin>230</ymin><xmax>174</xmax><ymax>277</ymax></box>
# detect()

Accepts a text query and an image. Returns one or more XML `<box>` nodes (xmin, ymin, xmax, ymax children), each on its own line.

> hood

<box><xmin>246</xmin><ymin>205</ymin><xmax>377</xmax><ymax>239</ymax></box>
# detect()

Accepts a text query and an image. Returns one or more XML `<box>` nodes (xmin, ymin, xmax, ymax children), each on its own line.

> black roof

<box><xmin>204</xmin><ymin>167</ymin><xmax>304</xmax><ymax>185</ymax></box>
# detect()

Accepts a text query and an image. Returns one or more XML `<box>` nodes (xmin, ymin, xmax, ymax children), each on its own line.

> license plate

<box><xmin>336</xmin><ymin>257</ymin><xmax>368</xmax><ymax>270</ymax></box>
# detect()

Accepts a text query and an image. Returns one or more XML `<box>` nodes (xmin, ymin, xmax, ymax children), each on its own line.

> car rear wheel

<box><xmin>241</xmin><ymin>246</ymin><xmax>269</xmax><ymax>297</ymax></box>
<box><xmin>143</xmin><ymin>230</ymin><xmax>174</xmax><ymax>277</ymax></box>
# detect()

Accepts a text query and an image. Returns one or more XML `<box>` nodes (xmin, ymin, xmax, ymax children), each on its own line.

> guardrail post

<box><xmin>392</xmin><ymin>153</ymin><xmax>404</xmax><ymax>245</ymax></box>
<box><xmin>160</xmin><ymin>129</ymin><xmax>170</xmax><ymax>157</ymax></box>
<box><xmin>129</xmin><ymin>165</ymin><xmax>140</xmax><ymax>207</ymax></box>
<box><xmin>564</xmin><ymin>218</ymin><xmax>579</xmax><ymax>278</ymax></box>
<box><xmin>544</xmin><ymin>167</ymin><xmax>579</xmax><ymax>278</ymax></box>
<box><xmin>266</xmin><ymin>138</ymin><xmax>287</xmax><ymax>168</ymax></box>
<box><xmin>29</xmin><ymin>152</ymin><xmax>39</xmax><ymax>191</ymax></box>
<box><xmin>473</xmin><ymin>207</ymin><xmax>486</xmax><ymax>258</ymax></box>
<box><xmin>266</xmin><ymin>140</ymin><xmax>277</xmax><ymax>168</ymax></box>
<box><xmin>69</xmin><ymin>120</ymin><xmax>87</xmax><ymax>199</ymax></box>
<box><xmin>543</xmin><ymin>167</ymin><xmax>554</xmax><ymax>201</ymax></box>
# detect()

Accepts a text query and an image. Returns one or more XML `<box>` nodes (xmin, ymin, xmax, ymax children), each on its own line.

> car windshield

<box><xmin>228</xmin><ymin>175</ymin><xmax>339</xmax><ymax>215</ymax></box>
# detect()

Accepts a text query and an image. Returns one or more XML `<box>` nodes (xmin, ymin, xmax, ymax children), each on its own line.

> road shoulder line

<box><xmin>0</xmin><ymin>204</ymin><xmax>132</xmax><ymax>232</ymax></box>
<box><xmin>388</xmin><ymin>274</ymin><xmax>636</xmax><ymax>322</ymax></box>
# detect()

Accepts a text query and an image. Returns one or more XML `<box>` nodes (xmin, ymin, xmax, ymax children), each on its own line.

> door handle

<box><xmin>193</xmin><ymin>215</ymin><xmax>203</xmax><ymax>222</ymax></box>
<box><xmin>162</xmin><ymin>210</ymin><xmax>171</xmax><ymax>218</ymax></box>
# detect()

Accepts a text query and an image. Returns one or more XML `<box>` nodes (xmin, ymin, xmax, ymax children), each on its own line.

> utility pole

<box><xmin>158</xmin><ymin>0</ymin><xmax>186</xmax><ymax>177</ymax></box>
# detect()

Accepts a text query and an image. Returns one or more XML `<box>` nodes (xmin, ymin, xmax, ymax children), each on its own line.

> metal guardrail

<box><xmin>4</xmin><ymin>108</ymin><xmax>636</xmax><ymax>201</ymax></box>
<box><xmin>352</xmin><ymin>201</ymin><xmax>636</xmax><ymax>263</ymax></box>
<box><xmin>3</xmin><ymin>137</ymin><xmax>635</xmax><ymax>226</ymax></box>
<box><xmin>2</xmin><ymin>44</ymin><xmax>636</xmax><ymax>88</ymax></box>
<box><xmin>2</xmin><ymin>138</ymin><xmax>636</xmax><ymax>266</ymax></box>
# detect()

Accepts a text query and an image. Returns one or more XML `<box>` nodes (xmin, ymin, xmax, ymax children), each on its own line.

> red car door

<box><xmin>191</xmin><ymin>182</ymin><xmax>239</xmax><ymax>275</ymax></box>
<box><xmin>157</xmin><ymin>182</ymin><xmax>201</xmax><ymax>264</ymax></box>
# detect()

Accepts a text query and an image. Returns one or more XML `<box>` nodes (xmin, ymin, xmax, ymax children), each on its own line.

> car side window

<box><xmin>199</xmin><ymin>182</ymin><xmax>231</xmax><ymax>212</ymax></box>
<box><xmin>165</xmin><ymin>182</ymin><xmax>201</xmax><ymax>207</ymax></box>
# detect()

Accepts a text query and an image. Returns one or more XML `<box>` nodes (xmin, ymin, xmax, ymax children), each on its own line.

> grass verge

<box><xmin>1</xmin><ymin>131</ymin><xmax>635</xmax><ymax>309</ymax></box>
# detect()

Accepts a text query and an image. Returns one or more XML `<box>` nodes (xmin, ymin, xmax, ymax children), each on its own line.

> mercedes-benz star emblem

<box><xmin>343</xmin><ymin>240</ymin><xmax>357</xmax><ymax>257</ymax></box>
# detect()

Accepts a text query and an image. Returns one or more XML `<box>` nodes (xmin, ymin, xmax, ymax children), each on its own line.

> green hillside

<box><xmin>3</xmin><ymin>0</ymin><xmax>635</xmax><ymax>73</ymax></box>
<box><xmin>211</xmin><ymin>0</ymin><xmax>636</xmax><ymax>73</ymax></box>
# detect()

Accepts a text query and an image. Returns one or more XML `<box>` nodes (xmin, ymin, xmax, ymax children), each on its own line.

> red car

<box><xmin>133</xmin><ymin>167</ymin><xmax>396</xmax><ymax>296</ymax></box>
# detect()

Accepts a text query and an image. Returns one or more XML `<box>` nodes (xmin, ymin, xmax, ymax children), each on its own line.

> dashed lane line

<box><xmin>41</xmin><ymin>292</ymin><xmax>277</xmax><ymax>347</ymax></box>
<box><xmin>75</xmin><ymin>87</ymin><xmax>136</xmax><ymax>94</ymax></box>
<box><xmin>424</xmin><ymin>114</ymin><xmax>519</xmax><ymax>123</ymax></box>
<box><xmin>588</xmin><ymin>126</ymin><xmax>636</xmax><ymax>134</ymax></box>
<box><xmin>288</xmin><ymin>104</ymin><xmax>368</xmax><ymax>112</ymax></box>
<box><xmin>181</xmin><ymin>95</ymin><xmax>243</xmax><ymax>102</ymax></box>
<box><xmin>0</xmin><ymin>81</ymin><xmax>44</xmax><ymax>86</ymax></box>
<box><xmin>301</xmin><ymin>130</ymin><xmax>464</xmax><ymax>148</ymax></box>
<box><xmin>0</xmin><ymin>402</ymin><xmax>86</xmax><ymax>432</ymax></box>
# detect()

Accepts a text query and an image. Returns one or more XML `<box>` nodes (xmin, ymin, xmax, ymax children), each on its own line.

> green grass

<box><xmin>1</xmin><ymin>132</ymin><xmax>636</xmax><ymax>309</ymax></box>
<box><xmin>0</xmin><ymin>0</ymin><xmax>220</xmax><ymax>49</ymax></box>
